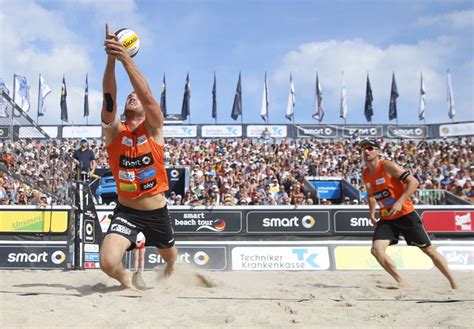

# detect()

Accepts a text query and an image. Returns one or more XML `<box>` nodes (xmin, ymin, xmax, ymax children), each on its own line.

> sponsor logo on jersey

<box><xmin>119</xmin><ymin>152</ymin><xmax>154</xmax><ymax>169</ymax></box>
<box><xmin>119</xmin><ymin>182</ymin><xmax>137</xmax><ymax>192</ymax></box>
<box><xmin>371</xmin><ymin>189</ymin><xmax>391</xmax><ymax>201</ymax></box>
<box><xmin>118</xmin><ymin>170</ymin><xmax>135</xmax><ymax>181</ymax></box>
<box><xmin>136</xmin><ymin>135</ymin><xmax>148</xmax><ymax>145</ymax></box>
<box><xmin>138</xmin><ymin>167</ymin><xmax>156</xmax><ymax>181</ymax></box>
<box><xmin>381</xmin><ymin>209</ymin><xmax>390</xmax><ymax>217</ymax></box>
<box><xmin>375</xmin><ymin>177</ymin><xmax>386</xmax><ymax>185</ymax></box>
<box><xmin>122</xmin><ymin>136</ymin><xmax>133</xmax><ymax>147</ymax></box>
<box><xmin>140</xmin><ymin>179</ymin><xmax>157</xmax><ymax>191</ymax></box>
<box><xmin>382</xmin><ymin>197</ymin><xmax>396</xmax><ymax>207</ymax></box>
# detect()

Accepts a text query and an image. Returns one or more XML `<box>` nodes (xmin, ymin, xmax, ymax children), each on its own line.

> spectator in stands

<box><xmin>16</xmin><ymin>188</ymin><xmax>28</xmax><ymax>205</ymax></box>
<box><xmin>0</xmin><ymin>177</ymin><xmax>8</xmax><ymax>205</ymax></box>
<box><xmin>174</xmin><ymin>195</ymin><xmax>183</xmax><ymax>205</ymax></box>
<box><xmin>1</xmin><ymin>134</ymin><xmax>472</xmax><ymax>206</ymax></box>
<box><xmin>290</xmin><ymin>183</ymin><xmax>305</xmax><ymax>205</ymax></box>
<box><xmin>39</xmin><ymin>194</ymin><xmax>49</xmax><ymax>208</ymax></box>
<box><xmin>167</xmin><ymin>191</ymin><xmax>177</xmax><ymax>205</ymax></box>
<box><xmin>73</xmin><ymin>138</ymin><xmax>97</xmax><ymax>178</ymax></box>
<box><xmin>133</xmin><ymin>232</ymin><xmax>146</xmax><ymax>272</ymax></box>
<box><xmin>274</xmin><ymin>185</ymin><xmax>289</xmax><ymax>205</ymax></box>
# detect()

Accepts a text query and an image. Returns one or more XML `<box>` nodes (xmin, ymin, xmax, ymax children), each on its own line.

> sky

<box><xmin>1</xmin><ymin>0</ymin><xmax>473</xmax><ymax>126</ymax></box>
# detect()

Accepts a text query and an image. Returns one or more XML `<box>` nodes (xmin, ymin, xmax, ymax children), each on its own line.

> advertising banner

<box><xmin>334</xmin><ymin>246</ymin><xmax>433</xmax><ymax>270</ymax></box>
<box><xmin>437</xmin><ymin>246</ymin><xmax>474</xmax><ymax>270</ymax></box>
<box><xmin>341</xmin><ymin>126</ymin><xmax>383</xmax><ymax>138</ymax></box>
<box><xmin>171</xmin><ymin>210</ymin><xmax>242</xmax><ymax>234</ymax></box>
<box><xmin>139</xmin><ymin>246</ymin><xmax>227</xmax><ymax>270</ymax></box>
<box><xmin>333</xmin><ymin>210</ymin><xmax>376</xmax><ymax>233</ymax></box>
<box><xmin>295</xmin><ymin>125</ymin><xmax>338</xmax><ymax>138</ymax></box>
<box><xmin>387</xmin><ymin>125</ymin><xmax>427</xmax><ymax>138</ymax></box>
<box><xmin>163</xmin><ymin>125</ymin><xmax>197</xmax><ymax>138</ymax></box>
<box><xmin>62</xmin><ymin>125</ymin><xmax>102</xmax><ymax>138</ymax></box>
<box><xmin>231</xmin><ymin>246</ymin><xmax>330</xmax><ymax>270</ymax></box>
<box><xmin>246</xmin><ymin>210</ymin><xmax>330</xmax><ymax>234</ymax></box>
<box><xmin>422</xmin><ymin>211</ymin><xmax>473</xmax><ymax>233</ymax></box>
<box><xmin>310</xmin><ymin>181</ymin><xmax>341</xmax><ymax>199</ymax></box>
<box><xmin>166</xmin><ymin>167</ymin><xmax>187</xmax><ymax>198</ymax></box>
<box><xmin>19</xmin><ymin>126</ymin><xmax>58</xmax><ymax>139</ymax></box>
<box><xmin>0</xmin><ymin>126</ymin><xmax>9</xmax><ymax>139</ymax></box>
<box><xmin>439</xmin><ymin>122</ymin><xmax>474</xmax><ymax>137</ymax></box>
<box><xmin>201</xmin><ymin>125</ymin><xmax>242</xmax><ymax>138</ymax></box>
<box><xmin>0</xmin><ymin>210</ymin><xmax>68</xmax><ymax>233</ymax></box>
<box><xmin>246</xmin><ymin>125</ymin><xmax>287</xmax><ymax>138</ymax></box>
<box><xmin>0</xmin><ymin>244</ymin><xmax>68</xmax><ymax>269</ymax></box>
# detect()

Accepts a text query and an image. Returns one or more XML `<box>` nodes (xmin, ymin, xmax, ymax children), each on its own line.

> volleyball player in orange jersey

<box><xmin>361</xmin><ymin>139</ymin><xmax>458</xmax><ymax>289</ymax></box>
<box><xmin>99</xmin><ymin>24</ymin><xmax>177</xmax><ymax>290</ymax></box>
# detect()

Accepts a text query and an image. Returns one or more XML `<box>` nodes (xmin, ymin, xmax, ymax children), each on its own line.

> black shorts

<box><xmin>373</xmin><ymin>211</ymin><xmax>431</xmax><ymax>248</ymax></box>
<box><xmin>105</xmin><ymin>204</ymin><xmax>175</xmax><ymax>251</ymax></box>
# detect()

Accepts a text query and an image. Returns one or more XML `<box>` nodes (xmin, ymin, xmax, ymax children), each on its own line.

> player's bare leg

<box><xmin>371</xmin><ymin>240</ymin><xmax>410</xmax><ymax>288</ymax></box>
<box><xmin>421</xmin><ymin>246</ymin><xmax>459</xmax><ymax>289</ymax></box>
<box><xmin>100</xmin><ymin>233</ymin><xmax>135</xmax><ymax>289</ymax></box>
<box><xmin>158</xmin><ymin>246</ymin><xmax>177</xmax><ymax>278</ymax></box>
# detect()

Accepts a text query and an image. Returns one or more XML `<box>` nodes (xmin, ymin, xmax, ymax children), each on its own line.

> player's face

<box><xmin>362</xmin><ymin>145</ymin><xmax>379</xmax><ymax>161</ymax></box>
<box><xmin>125</xmin><ymin>92</ymin><xmax>143</xmax><ymax>113</ymax></box>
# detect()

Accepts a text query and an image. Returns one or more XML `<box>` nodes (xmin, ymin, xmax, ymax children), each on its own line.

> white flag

<box><xmin>0</xmin><ymin>79</ymin><xmax>9</xmax><ymax>118</ymax></box>
<box><xmin>418</xmin><ymin>72</ymin><xmax>426</xmax><ymax>121</ymax></box>
<box><xmin>285</xmin><ymin>74</ymin><xmax>295</xmax><ymax>121</ymax></box>
<box><xmin>447</xmin><ymin>69</ymin><xmax>455</xmax><ymax>119</ymax></box>
<box><xmin>340</xmin><ymin>71</ymin><xmax>347</xmax><ymax>120</ymax></box>
<box><xmin>312</xmin><ymin>73</ymin><xmax>324</xmax><ymax>121</ymax></box>
<box><xmin>38</xmin><ymin>74</ymin><xmax>51</xmax><ymax>117</ymax></box>
<box><xmin>260</xmin><ymin>72</ymin><xmax>269</xmax><ymax>122</ymax></box>
<box><xmin>14</xmin><ymin>74</ymin><xmax>30</xmax><ymax>112</ymax></box>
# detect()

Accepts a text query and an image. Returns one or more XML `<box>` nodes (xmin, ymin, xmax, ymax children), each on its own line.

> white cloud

<box><xmin>0</xmin><ymin>0</ymin><xmax>144</xmax><ymax>125</ymax></box>
<box><xmin>272</xmin><ymin>36</ymin><xmax>470</xmax><ymax>123</ymax></box>
<box><xmin>417</xmin><ymin>10</ymin><xmax>474</xmax><ymax>29</ymax></box>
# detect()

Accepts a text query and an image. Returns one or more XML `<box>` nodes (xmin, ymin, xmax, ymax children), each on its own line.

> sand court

<box><xmin>1</xmin><ymin>267</ymin><xmax>473</xmax><ymax>328</ymax></box>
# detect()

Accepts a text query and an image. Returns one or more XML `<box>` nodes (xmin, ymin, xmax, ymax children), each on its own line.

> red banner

<box><xmin>422</xmin><ymin>211</ymin><xmax>473</xmax><ymax>232</ymax></box>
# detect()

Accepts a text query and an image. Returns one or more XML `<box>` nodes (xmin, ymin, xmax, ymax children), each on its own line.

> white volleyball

<box><xmin>114</xmin><ymin>28</ymin><xmax>140</xmax><ymax>58</ymax></box>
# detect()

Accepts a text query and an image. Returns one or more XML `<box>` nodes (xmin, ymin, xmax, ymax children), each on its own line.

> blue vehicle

<box><xmin>96</xmin><ymin>171</ymin><xmax>117</xmax><ymax>205</ymax></box>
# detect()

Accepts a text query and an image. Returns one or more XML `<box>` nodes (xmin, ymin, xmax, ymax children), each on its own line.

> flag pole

<box><xmin>37</xmin><ymin>73</ymin><xmax>40</xmax><ymax>123</ymax></box>
<box><xmin>11</xmin><ymin>74</ymin><xmax>16</xmax><ymax>139</ymax></box>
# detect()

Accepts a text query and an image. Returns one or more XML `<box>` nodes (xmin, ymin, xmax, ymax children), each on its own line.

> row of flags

<box><xmin>3</xmin><ymin>74</ymin><xmax>89</xmax><ymax>122</ymax></box>
<box><xmin>162</xmin><ymin>70</ymin><xmax>457</xmax><ymax>123</ymax></box>
<box><xmin>4</xmin><ymin>70</ymin><xmax>457</xmax><ymax>123</ymax></box>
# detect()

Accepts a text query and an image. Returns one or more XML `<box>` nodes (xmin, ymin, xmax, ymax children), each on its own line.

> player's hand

<box><xmin>370</xmin><ymin>215</ymin><xmax>378</xmax><ymax>226</ymax></box>
<box><xmin>104</xmin><ymin>38</ymin><xmax>129</xmax><ymax>62</ymax></box>
<box><xmin>105</xmin><ymin>23</ymin><xmax>116</xmax><ymax>40</ymax></box>
<box><xmin>389</xmin><ymin>200</ymin><xmax>403</xmax><ymax>216</ymax></box>
<box><xmin>104</xmin><ymin>23</ymin><xmax>124</xmax><ymax>60</ymax></box>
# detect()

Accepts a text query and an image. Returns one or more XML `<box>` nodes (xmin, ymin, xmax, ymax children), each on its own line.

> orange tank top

<box><xmin>106</xmin><ymin>122</ymin><xmax>169</xmax><ymax>199</ymax></box>
<box><xmin>362</xmin><ymin>160</ymin><xmax>414</xmax><ymax>220</ymax></box>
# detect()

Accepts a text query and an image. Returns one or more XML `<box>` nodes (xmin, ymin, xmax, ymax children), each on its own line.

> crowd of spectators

<box><xmin>0</xmin><ymin>136</ymin><xmax>472</xmax><ymax>206</ymax></box>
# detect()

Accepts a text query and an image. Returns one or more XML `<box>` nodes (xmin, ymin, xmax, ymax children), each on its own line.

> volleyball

<box><xmin>114</xmin><ymin>28</ymin><xmax>140</xmax><ymax>58</ymax></box>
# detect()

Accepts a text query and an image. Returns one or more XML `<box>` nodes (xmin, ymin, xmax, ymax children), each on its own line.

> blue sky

<box><xmin>1</xmin><ymin>0</ymin><xmax>473</xmax><ymax>125</ymax></box>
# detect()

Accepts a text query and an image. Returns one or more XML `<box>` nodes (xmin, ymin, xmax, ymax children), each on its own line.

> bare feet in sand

<box><xmin>132</xmin><ymin>271</ymin><xmax>147</xmax><ymax>290</ymax></box>
<box><xmin>164</xmin><ymin>263</ymin><xmax>175</xmax><ymax>278</ymax></box>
